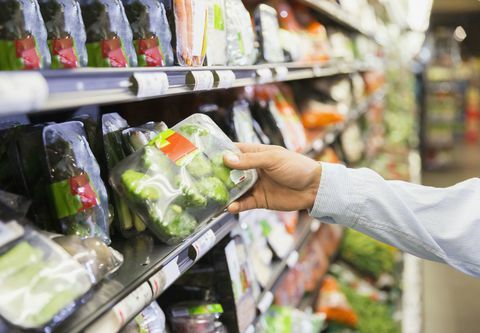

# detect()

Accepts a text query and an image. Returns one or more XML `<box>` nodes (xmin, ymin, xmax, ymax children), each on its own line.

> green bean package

<box><xmin>80</xmin><ymin>0</ymin><xmax>137</xmax><ymax>67</ymax></box>
<box><xmin>0</xmin><ymin>0</ymin><xmax>51</xmax><ymax>70</ymax></box>
<box><xmin>38</xmin><ymin>0</ymin><xmax>88</xmax><ymax>68</ymax></box>
<box><xmin>123</xmin><ymin>0</ymin><xmax>175</xmax><ymax>67</ymax></box>
<box><xmin>110</xmin><ymin>114</ymin><xmax>257</xmax><ymax>244</ymax></box>
<box><xmin>43</xmin><ymin>121</ymin><xmax>110</xmax><ymax>243</ymax></box>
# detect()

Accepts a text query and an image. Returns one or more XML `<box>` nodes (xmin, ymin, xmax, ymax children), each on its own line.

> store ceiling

<box><xmin>433</xmin><ymin>0</ymin><xmax>480</xmax><ymax>13</ymax></box>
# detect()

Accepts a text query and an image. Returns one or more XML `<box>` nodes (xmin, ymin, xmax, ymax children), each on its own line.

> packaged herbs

<box><xmin>110</xmin><ymin>114</ymin><xmax>257</xmax><ymax>244</ymax></box>
<box><xmin>0</xmin><ymin>0</ymin><xmax>51</xmax><ymax>70</ymax></box>
<box><xmin>80</xmin><ymin>0</ymin><xmax>138</xmax><ymax>67</ymax></box>
<box><xmin>38</xmin><ymin>0</ymin><xmax>88</xmax><ymax>68</ymax></box>
<box><xmin>123</xmin><ymin>0</ymin><xmax>175</xmax><ymax>67</ymax></box>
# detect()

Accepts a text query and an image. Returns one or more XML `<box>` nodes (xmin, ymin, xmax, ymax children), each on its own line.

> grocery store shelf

<box><xmin>56</xmin><ymin>212</ymin><xmax>237</xmax><ymax>333</ymax></box>
<box><xmin>0</xmin><ymin>61</ymin><xmax>380</xmax><ymax>115</ymax></box>
<box><xmin>303</xmin><ymin>88</ymin><xmax>386</xmax><ymax>157</ymax></box>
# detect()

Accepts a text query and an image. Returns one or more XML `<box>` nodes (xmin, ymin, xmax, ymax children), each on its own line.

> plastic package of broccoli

<box><xmin>110</xmin><ymin>114</ymin><xmax>257</xmax><ymax>244</ymax></box>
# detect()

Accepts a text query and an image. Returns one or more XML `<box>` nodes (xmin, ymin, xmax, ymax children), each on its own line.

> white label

<box><xmin>230</xmin><ymin>169</ymin><xmax>247</xmax><ymax>185</ymax></box>
<box><xmin>191</xmin><ymin>229</ymin><xmax>216</xmax><ymax>261</ymax></box>
<box><xmin>0</xmin><ymin>221</ymin><xmax>24</xmax><ymax>247</ymax></box>
<box><xmin>132</xmin><ymin>72</ymin><xmax>169</xmax><ymax>97</ymax></box>
<box><xmin>0</xmin><ymin>73</ymin><xmax>48</xmax><ymax>113</ymax></box>
<box><xmin>149</xmin><ymin>256</ymin><xmax>181</xmax><ymax>298</ymax></box>
<box><xmin>274</xmin><ymin>66</ymin><xmax>288</xmax><ymax>80</ymax></box>
<box><xmin>215</xmin><ymin>70</ymin><xmax>236</xmax><ymax>89</ymax></box>
<box><xmin>189</xmin><ymin>71</ymin><xmax>214</xmax><ymax>91</ymax></box>
<box><xmin>286</xmin><ymin>250</ymin><xmax>299</xmax><ymax>269</ymax></box>
<box><xmin>257</xmin><ymin>291</ymin><xmax>273</xmax><ymax>314</ymax></box>
<box><xmin>256</xmin><ymin>68</ymin><xmax>273</xmax><ymax>83</ymax></box>
<box><xmin>310</xmin><ymin>219</ymin><xmax>321</xmax><ymax>233</ymax></box>
<box><xmin>112</xmin><ymin>283</ymin><xmax>152</xmax><ymax>327</ymax></box>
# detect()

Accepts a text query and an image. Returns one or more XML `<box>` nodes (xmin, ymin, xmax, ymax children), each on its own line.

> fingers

<box><xmin>235</xmin><ymin>143</ymin><xmax>278</xmax><ymax>153</ymax></box>
<box><xmin>227</xmin><ymin>194</ymin><xmax>260</xmax><ymax>213</ymax></box>
<box><xmin>224</xmin><ymin>151</ymin><xmax>277</xmax><ymax>170</ymax></box>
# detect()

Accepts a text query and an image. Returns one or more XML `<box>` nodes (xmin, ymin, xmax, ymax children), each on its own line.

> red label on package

<box><xmin>137</xmin><ymin>38</ymin><xmax>164</xmax><ymax>67</ymax></box>
<box><xmin>101</xmin><ymin>38</ymin><xmax>128</xmax><ymax>67</ymax></box>
<box><xmin>150</xmin><ymin>129</ymin><xmax>198</xmax><ymax>165</ymax></box>
<box><xmin>15</xmin><ymin>36</ymin><xmax>41</xmax><ymax>69</ymax></box>
<box><xmin>51</xmin><ymin>37</ymin><xmax>78</xmax><ymax>68</ymax></box>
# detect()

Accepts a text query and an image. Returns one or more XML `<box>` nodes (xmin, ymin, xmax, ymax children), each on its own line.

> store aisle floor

<box><xmin>422</xmin><ymin>143</ymin><xmax>480</xmax><ymax>333</ymax></box>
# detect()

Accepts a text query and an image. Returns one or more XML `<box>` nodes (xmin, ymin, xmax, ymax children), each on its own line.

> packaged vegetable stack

<box><xmin>225</xmin><ymin>0</ymin><xmax>256</xmax><ymax>65</ymax></box>
<box><xmin>0</xmin><ymin>0</ymin><xmax>51</xmax><ymax>70</ymax></box>
<box><xmin>110</xmin><ymin>114</ymin><xmax>257</xmax><ymax>244</ymax></box>
<box><xmin>80</xmin><ymin>0</ymin><xmax>137</xmax><ymax>67</ymax></box>
<box><xmin>38</xmin><ymin>0</ymin><xmax>88</xmax><ymax>68</ymax></box>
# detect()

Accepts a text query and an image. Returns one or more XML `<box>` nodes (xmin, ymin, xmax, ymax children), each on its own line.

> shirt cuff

<box><xmin>309</xmin><ymin>162</ymin><xmax>364</xmax><ymax>227</ymax></box>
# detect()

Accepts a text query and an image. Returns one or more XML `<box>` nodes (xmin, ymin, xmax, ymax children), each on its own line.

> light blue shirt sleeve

<box><xmin>310</xmin><ymin>162</ymin><xmax>480</xmax><ymax>277</ymax></box>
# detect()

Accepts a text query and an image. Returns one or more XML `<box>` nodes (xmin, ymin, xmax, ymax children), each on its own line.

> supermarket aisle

<box><xmin>422</xmin><ymin>143</ymin><xmax>480</xmax><ymax>333</ymax></box>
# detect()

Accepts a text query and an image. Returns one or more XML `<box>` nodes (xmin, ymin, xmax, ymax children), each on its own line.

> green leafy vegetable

<box><xmin>197</xmin><ymin>177</ymin><xmax>229</xmax><ymax>205</ymax></box>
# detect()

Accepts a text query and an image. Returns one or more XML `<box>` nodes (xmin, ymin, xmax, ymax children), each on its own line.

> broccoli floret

<box><xmin>149</xmin><ymin>204</ymin><xmax>197</xmax><ymax>238</ymax></box>
<box><xmin>178</xmin><ymin>124</ymin><xmax>208</xmax><ymax>137</ymax></box>
<box><xmin>211</xmin><ymin>152</ymin><xmax>236</xmax><ymax>189</ymax></box>
<box><xmin>197</xmin><ymin>177</ymin><xmax>229</xmax><ymax>205</ymax></box>
<box><xmin>174</xmin><ymin>175</ymin><xmax>208</xmax><ymax>208</ymax></box>
<box><xmin>185</xmin><ymin>153</ymin><xmax>213</xmax><ymax>178</ymax></box>
<box><xmin>121</xmin><ymin>170</ymin><xmax>161</xmax><ymax>201</ymax></box>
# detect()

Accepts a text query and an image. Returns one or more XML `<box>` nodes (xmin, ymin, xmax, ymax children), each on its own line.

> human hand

<box><xmin>224</xmin><ymin>143</ymin><xmax>322</xmax><ymax>214</ymax></box>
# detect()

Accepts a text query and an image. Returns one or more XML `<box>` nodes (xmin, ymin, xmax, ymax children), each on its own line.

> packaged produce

<box><xmin>273</xmin><ymin>1</ymin><xmax>304</xmax><ymax>62</ymax></box>
<box><xmin>123</xmin><ymin>0</ymin><xmax>174</xmax><ymax>67</ymax></box>
<box><xmin>173</xmin><ymin>0</ymin><xmax>208</xmax><ymax>66</ymax></box>
<box><xmin>122</xmin><ymin>302</ymin><xmax>167</xmax><ymax>333</ymax></box>
<box><xmin>229</xmin><ymin>100</ymin><xmax>261</xmax><ymax>144</ymax></box>
<box><xmin>300</xmin><ymin>101</ymin><xmax>344</xmax><ymax>128</ymax></box>
<box><xmin>274</xmin><ymin>265</ymin><xmax>305</xmax><ymax>305</ymax></box>
<box><xmin>275</xmin><ymin>211</ymin><xmax>297</xmax><ymax>234</ymax></box>
<box><xmin>74</xmin><ymin>114</ymin><xmax>102</xmax><ymax>162</ymax></box>
<box><xmin>52</xmin><ymin>234</ymin><xmax>123</xmax><ymax>283</ymax></box>
<box><xmin>316</xmin><ymin>276</ymin><xmax>358</xmax><ymax>328</ymax></box>
<box><xmin>0</xmin><ymin>0</ymin><xmax>51</xmax><ymax>70</ymax></box>
<box><xmin>0</xmin><ymin>221</ymin><xmax>92</xmax><ymax>330</ymax></box>
<box><xmin>254</xmin><ymin>4</ymin><xmax>284</xmax><ymax>63</ymax></box>
<box><xmin>80</xmin><ymin>0</ymin><xmax>137</xmax><ymax>67</ymax></box>
<box><xmin>0</xmin><ymin>125</ymin><xmax>23</xmax><ymax>194</ymax></box>
<box><xmin>168</xmin><ymin>302</ymin><xmax>226</xmax><ymax>333</ymax></box>
<box><xmin>110</xmin><ymin>114</ymin><xmax>257</xmax><ymax>244</ymax></box>
<box><xmin>317</xmin><ymin>147</ymin><xmax>342</xmax><ymax>164</ymax></box>
<box><xmin>38</xmin><ymin>0</ymin><xmax>88</xmax><ymax>68</ymax></box>
<box><xmin>122</xmin><ymin>121</ymin><xmax>168</xmax><ymax>154</ymax></box>
<box><xmin>43</xmin><ymin>121</ymin><xmax>110</xmax><ymax>243</ymax></box>
<box><xmin>257</xmin><ymin>305</ymin><xmax>326</xmax><ymax>333</ymax></box>
<box><xmin>205</xmin><ymin>0</ymin><xmax>227</xmax><ymax>65</ymax></box>
<box><xmin>340</xmin><ymin>123</ymin><xmax>365</xmax><ymax>164</ymax></box>
<box><xmin>225</xmin><ymin>0</ymin><xmax>256</xmax><ymax>65</ymax></box>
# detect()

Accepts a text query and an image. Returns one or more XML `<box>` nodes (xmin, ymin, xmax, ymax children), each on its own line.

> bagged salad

<box><xmin>224</xmin><ymin>0</ymin><xmax>256</xmax><ymax>65</ymax></box>
<box><xmin>80</xmin><ymin>0</ymin><xmax>138</xmax><ymax>67</ymax></box>
<box><xmin>0</xmin><ymin>0</ymin><xmax>51</xmax><ymax>70</ymax></box>
<box><xmin>254</xmin><ymin>4</ymin><xmax>284</xmax><ymax>63</ymax></box>
<box><xmin>123</xmin><ymin>0</ymin><xmax>175</xmax><ymax>67</ymax></box>
<box><xmin>205</xmin><ymin>0</ymin><xmax>226</xmax><ymax>65</ymax></box>
<box><xmin>110</xmin><ymin>114</ymin><xmax>257</xmax><ymax>244</ymax></box>
<box><xmin>38</xmin><ymin>0</ymin><xmax>88</xmax><ymax>68</ymax></box>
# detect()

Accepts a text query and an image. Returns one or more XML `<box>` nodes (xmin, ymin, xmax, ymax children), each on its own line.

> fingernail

<box><xmin>228</xmin><ymin>202</ymin><xmax>240</xmax><ymax>213</ymax></box>
<box><xmin>225</xmin><ymin>153</ymin><xmax>240</xmax><ymax>164</ymax></box>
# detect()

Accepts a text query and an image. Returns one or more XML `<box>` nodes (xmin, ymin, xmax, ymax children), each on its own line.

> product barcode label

<box><xmin>214</xmin><ymin>70</ymin><xmax>236</xmax><ymax>89</ymax></box>
<box><xmin>257</xmin><ymin>291</ymin><xmax>273</xmax><ymax>314</ymax></box>
<box><xmin>131</xmin><ymin>72</ymin><xmax>169</xmax><ymax>97</ymax></box>
<box><xmin>187</xmin><ymin>71</ymin><xmax>214</xmax><ymax>91</ymax></box>
<box><xmin>274</xmin><ymin>66</ymin><xmax>288</xmax><ymax>80</ymax></box>
<box><xmin>112</xmin><ymin>283</ymin><xmax>153</xmax><ymax>327</ymax></box>
<box><xmin>0</xmin><ymin>221</ymin><xmax>24</xmax><ymax>247</ymax></box>
<box><xmin>149</xmin><ymin>256</ymin><xmax>181</xmax><ymax>298</ymax></box>
<box><xmin>256</xmin><ymin>68</ymin><xmax>273</xmax><ymax>84</ymax></box>
<box><xmin>190</xmin><ymin>229</ymin><xmax>216</xmax><ymax>261</ymax></box>
<box><xmin>286</xmin><ymin>250</ymin><xmax>299</xmax><ymax>269</ymax></box>
<box><xmin>0</xmin><ymin>72</ymin><xmax>48</xmax><ymax>113</ymax></box>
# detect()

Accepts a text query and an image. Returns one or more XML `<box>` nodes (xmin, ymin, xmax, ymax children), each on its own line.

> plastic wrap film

<box><xmin>205</xmin><ymin>0</ymin><xmax>226</xmax><ymax>65</ymax></box>
<box><xmin>224</xmin><ymin>0</ymin><xmax>256</xmax><ymax>65</ymax></box>
<box><xmin>38</xmin><ymin>0</ymin><xmax>88</xmax><ymax>68</ymax></box>
<box><xmin>0</xmin><ymin>0</ymin><xmax>51</xmax><ymax>69</ymax></box>
<box><xmin>80</xmin><ymin>0</ymin><xmax>138</xmax><ymax>67</ymax></box>
<box><xmin>173</xmin><ymin>0</ymin><xmax>208</xmax><ymax>66</ymax></box>
<box><xmin>43</xmin><ymin>121</ymin><xmax>110</xmax><ymax>243</ymax></box>
<box><xmin>254</xmin><ymin>4</ymin><xmax>284</xmax><ymax>63</ymax></box>
<box><xmin>110</xmin><ymin>114</ymin><xmax>257</xmax><ymax>244</ymax></box>
<box><xmin>0</xmin><ymin>222</ymin><xmax>92</xmax><ymax>330</ymax></box>
<box><xmin>124</xmin><ymin>0</ymin><xmax>175</xmax><ymax>67</ymax></box>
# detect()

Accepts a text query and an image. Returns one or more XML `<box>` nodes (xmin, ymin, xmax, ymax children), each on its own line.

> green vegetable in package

<box><xmin>110</xmin><ymin>114</ymin><xmax>257</xmax><ymax>244</ymax></box>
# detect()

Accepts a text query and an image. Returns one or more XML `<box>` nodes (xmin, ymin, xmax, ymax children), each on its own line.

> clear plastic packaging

<box><xmin>123</xmin><ymin>0</ymin><xmax>175</xmax><ymax>67</ymax></box>
<box><xmin>38</xmin><ymin>0</ymin><xmax>88</xmax><ymax>68</ymax></box>
<box><xmin>110</xmin><ymin>113</ymin><xmax>257</xmax><ymax>244</ymax></box>
<box><xmin>122</xmin><ymin>121</ymin><xmax>169</xmax><ymax>154</ymax></box>
<box><xmin>168</xmin><ymin>302</ymin><xmax>226</xmax><ymax>333</ymax></box>
<box><xmin>173</xmin><ymin>0</ymin><xmax>208</xmax><ymax>66</ymax></box>
<box><xmin>230</xmin><ymin>100</ymin><xmax>263</xmax><ymax>144</ymax></box>
<box><xmin>52</xmin><ymin>234</ymin><xmax>123</xmax><ymax>284</ymax></box>
<box><xmin>121</xmin><ymin>302</ymin><xmax>167</xmax><ymax>333</ymax></box>
<box><xmin>225</xmin><ymin>0</ymin><xmax>256</xmax><ymax>65</ymax></box>
<box><xmin>0</xmin><ymin>222</ymin><xmax>92</xmax><ymax>330</ymax></box>
<box><xmin>254</xmin><ymin>4</ymin><xmax>284</xmax><ymax>63</ymax></box>
<box><xmin>205</xmin><ymin>0</ymin><xmax>227</xmax><ymax>65</ymax></box>
<box><xmin>0</xmin><ymin>0</ymin><xmax>51</xmax><ymax>70</ymax></box>
<box><xmin>80</xmin><ymin>0</ymin><xmax>138</xmax><ymax>67</ymax></box>
<box><xmin>43</xmin><ymin>121</ymin><xmax>110</xmax><ymax>243</ymax></box>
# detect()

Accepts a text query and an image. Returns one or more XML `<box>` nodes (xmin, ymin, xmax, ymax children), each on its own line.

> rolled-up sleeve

<box><xmin>310</xmin><ymin>162</ymin><xmax>480</xmax><ymax>277</ymax></box>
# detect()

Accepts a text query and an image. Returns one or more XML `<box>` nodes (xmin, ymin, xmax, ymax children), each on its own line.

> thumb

<box><xmin>224</xmin><ymin>151</ymin><xmax>275</xmax><ymax>170</ymax></box>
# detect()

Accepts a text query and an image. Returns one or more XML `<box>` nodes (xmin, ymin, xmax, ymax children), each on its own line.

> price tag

<box><xmin>149</xmin><ymin>256</ymin><xmax>181</xmax><ymax>298</ymax></box>
<box><xmin>131</xmin><ymin>72</ymin><xmax>169</xmax><ymax>97</ymax></box>
<box><xmin>274</xmin><ymin>66</ymin><xmax>288</xmax><ymax>80</ymax></box>
<box><xmin>286</xmin><ymin>250</ymin><xmax>299</xmax><ymax>269</ymax></box>
<box><xmin>310</xmin><ymin>219</ymin><xmax>321</xmax><ymax>233</ymax></box>
<box><xmin>214</xmin><ymin>70</ymin><xmax>236</xmax><ymax>89</ymax></box>
<box><xmin>112</xmin><ymin>282</ymin><xmax>152</xmax><ymax>327</ymax></box>
<box><xmin>189</xmin><ymin>229</ymin><xmax>216</xmax><ymax>261</ymax></box>
<box><xmin>186</xmin><ymin>71</ymin><xmax>214</xmax><ymax>91</ymax></box>
<box><xmin>257</xmin><ymin>291</ymin><xmax>273</xmax><ymax>314</ymax></box>
<box><xmin>0</xmin><ymin>72</ymin><xmax>48</xmax><ymax>113</ymax></box>
<box><xmin>256</xmin><ymin>68</ymin><xmax>273</xmax><ymax>84</ymax></box>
